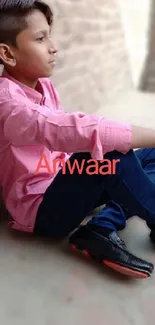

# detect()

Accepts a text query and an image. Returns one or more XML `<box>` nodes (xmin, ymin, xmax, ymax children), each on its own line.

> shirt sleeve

<box><xmin>3</xmin><ymin>100</ymin><xmax>132</xmax><ymax>160</ymax></box>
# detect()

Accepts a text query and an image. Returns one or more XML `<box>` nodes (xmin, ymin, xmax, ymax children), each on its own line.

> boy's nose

<box><xmin>49</xmin><ymin>42</ymin><xmax>58</xmax><ymax>55</ymax></box>
<box><xmin>53</xmin><ymin>48</ymin><xmax>58</xmax><ymax>55</ymax></box>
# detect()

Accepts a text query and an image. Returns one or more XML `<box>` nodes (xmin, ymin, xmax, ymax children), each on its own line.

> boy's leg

<box><xmin>35</xmin><ymin>152</ymin><xmax>111</xmax><ymax>237</ymax></box>
<box><xmin>34</xmin><ymin>150</ymin><xmax>155</xmax><ymax>278</ymax></box>
<box><xmin>115</xmin><ymin>147</ymin><xmax>155</xmax><ymax>238</ymax></box>
<box><xmin>134</xmin><ymin>148</ymin><xmax>155</xmax><ymax>242</ymax></box>
<box><xmin>88</xmin><ymin>148</ymin><xmax>155</xmax><ymax>234</ymax></box>
<box><xmin>89</xmin><ymin>199</ymin><xmax>128</xmax><ymax>233</ymax></box>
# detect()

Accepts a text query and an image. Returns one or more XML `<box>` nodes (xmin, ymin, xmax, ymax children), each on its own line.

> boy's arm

<box><xmin>131</xmin><ymin>125</ymin><xmax>155</xmax><ymax>149</ymax></box>
<box><xmin>2</xmin><ymin>99</ymin><xmax>155</xmax><ymax>159</ymax></box>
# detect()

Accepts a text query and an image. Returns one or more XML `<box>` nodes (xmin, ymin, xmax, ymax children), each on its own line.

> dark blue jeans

<box><xmin>88</xmin><ymin>148</ymin><xmax>155</xmax><ymax>232</ymax></box>
<box><xmin>34</xmin><ymin>149</ymin><xmax>155</xmax><ymax>237</ymax></box>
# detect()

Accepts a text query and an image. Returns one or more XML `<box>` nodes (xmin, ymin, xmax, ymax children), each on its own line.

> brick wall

<box><xmin>118</xmin><ymin>0</ymin><xmax>150</xmax><ymax>89</ymax></box>
<box><xmin>46</xmin><ymin>0</ymin><xmax>133</xmax><ymax>114</ymax></box>
<box><xmin>139</xmin><ymin>1</ymin><xmax>155</xmax><ymax>92</ymax></box>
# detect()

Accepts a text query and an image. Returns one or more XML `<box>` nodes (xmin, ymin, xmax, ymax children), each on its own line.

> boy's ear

<box><xmin>0</xmin><ymin>43</ymin><xmax>16</xmax><ymax>67</ymax></box>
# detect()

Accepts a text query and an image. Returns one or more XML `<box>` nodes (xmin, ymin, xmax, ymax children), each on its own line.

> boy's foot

<box><xmin>69</xmin><ymin>225</ymin><xmax>154</xmax><ymax>278</ymax></box>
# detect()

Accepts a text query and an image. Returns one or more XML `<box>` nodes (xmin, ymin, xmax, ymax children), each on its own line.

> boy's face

<box><xmin>2</xmin><ymin>9</ymin><xmax>57</xmax><ymax>86</ymax></box>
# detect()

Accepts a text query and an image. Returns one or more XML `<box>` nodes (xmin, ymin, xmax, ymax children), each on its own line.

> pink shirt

<box><xmin>0</xmin><ymin>69</ymin><xmax>132</xmax><ymax>233</ymax></box>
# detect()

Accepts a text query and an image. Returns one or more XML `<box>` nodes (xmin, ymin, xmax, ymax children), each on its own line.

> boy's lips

<box><xmin>49</xmin><ymin>60</ymin><xmax>55</xmax><ymax>64</ymax></box>
<box><xmin>49</xmin><ymin>53</ymin><xmax>57</xmax><ymax>65</ymax></box>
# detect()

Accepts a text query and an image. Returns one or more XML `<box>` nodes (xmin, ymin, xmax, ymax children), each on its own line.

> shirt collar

<box><xmin>2</xmin><ymin>68</ymin><xmax>44</xmax><ymax>104</ymax></box>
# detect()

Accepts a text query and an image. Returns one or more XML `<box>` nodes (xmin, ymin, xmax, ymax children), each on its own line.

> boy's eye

<box><xmin>37</xmin><ymin>36</ymin><xmax>44</xmax><ymax>42</ymax></box>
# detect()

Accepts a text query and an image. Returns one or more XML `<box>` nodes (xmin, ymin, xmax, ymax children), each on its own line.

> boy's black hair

<box><xmin>0</xmin><ymin>0</ymin><xmax>53</xmax><ymax>65</ymax></box>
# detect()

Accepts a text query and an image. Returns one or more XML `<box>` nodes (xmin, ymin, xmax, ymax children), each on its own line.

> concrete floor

<box><xmin>1</xmin><ymin>90</ymin><xmax>155</xmax><ymax>325</ymax></box>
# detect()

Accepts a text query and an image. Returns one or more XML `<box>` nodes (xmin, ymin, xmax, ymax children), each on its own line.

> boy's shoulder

<box><xmin>0</xmin><ymin>74</ymin><xmax>60</xmax><ymax>104</ymax></box>
<box><xmin>0</xmin><ymin>75</ymin><xmax>27</xmax><ymax>102</ymax></box>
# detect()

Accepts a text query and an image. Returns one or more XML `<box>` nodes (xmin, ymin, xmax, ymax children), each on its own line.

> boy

<box><xmin>0</xmin><ymin>0</ymin><xmax>155</xmax><ymax>278</ymax></box>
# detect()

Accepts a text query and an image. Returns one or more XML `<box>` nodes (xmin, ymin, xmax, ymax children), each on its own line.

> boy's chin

<box><xmin>45</xmin><ymin>69</ymin><xmax>54</xmax><ymax>77</ymax></box>
<box><xmin>38</xmin><ymin>71</ymin><xmax>53</xmax><ymax>78</ymax></box>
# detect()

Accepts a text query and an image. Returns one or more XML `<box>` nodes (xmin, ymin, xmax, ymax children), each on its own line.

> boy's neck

<box><xmin>4</xmin><ymin>67</ymin><xmax>38</xmax><ymax>89</ymax></box>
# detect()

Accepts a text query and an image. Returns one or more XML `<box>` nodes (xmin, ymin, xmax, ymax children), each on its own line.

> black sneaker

<box><xmin>69</xmin><ymin>225</ymin><xmax>154</xmax><ymax>278</ymax></box>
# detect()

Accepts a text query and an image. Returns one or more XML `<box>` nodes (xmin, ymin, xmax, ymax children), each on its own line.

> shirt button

<box><xmin>35</xmin><ymin>99</ymin><xmax>40</xmax><ymax>104</ymax></box>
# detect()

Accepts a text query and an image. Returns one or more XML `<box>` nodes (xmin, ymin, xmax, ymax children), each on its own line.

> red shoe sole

<box><xmin>103</xmin><ymin>260</ymin><xmax>148</xmax><ymax>278</ymax></box>
<box><xmin>70</xmin><ymin>244</ymin><xmax>149</xmax><ymax>279</ymax></box>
